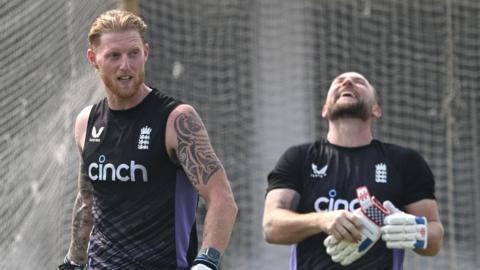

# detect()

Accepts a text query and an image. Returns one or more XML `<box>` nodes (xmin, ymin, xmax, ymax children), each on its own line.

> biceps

<box><xmin>265</xmin><ymin>188</ymin><xmax>301</xmax><ymax>212</ymax></box>
<box><xmin>173</xmin><ymin>111</ymin><xmax>222</xmax><ymax>187</ymax></box>
<box><xmin>405</xmin><ymin>199</ymin><xmax>440</xmax><ymax>222</ymax></box>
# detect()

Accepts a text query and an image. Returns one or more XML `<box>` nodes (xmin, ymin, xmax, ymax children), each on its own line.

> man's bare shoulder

<box><xmin>169</xmin><ymin>103</ymin><xmax>196</xmax><ymax>118</ymax></box>
<box><xmin>75</xmin><ymin>105</ymin><xmax>93</xmax><ymax>150</ymax></box>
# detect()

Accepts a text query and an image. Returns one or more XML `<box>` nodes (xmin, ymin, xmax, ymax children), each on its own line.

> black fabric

<box><xmin>81</xmin><ymin>88</ymin><xmax>196</xmax><ymax>269</ymax></box>
<box><xmin>267</xmin><ymin>138</ymin><xmax>436</xmax><ymax>270</ymax></box>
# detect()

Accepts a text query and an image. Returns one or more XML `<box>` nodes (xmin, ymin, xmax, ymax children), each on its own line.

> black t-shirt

<box><xmin>267</xmin><ymin>138</ymin><xmax>436</xmax><ymax>270</ymax></box>
<box><xmin>82</xmin><ymin>88</ymin><xmax>198</xmax><ymax>269</ymax></box>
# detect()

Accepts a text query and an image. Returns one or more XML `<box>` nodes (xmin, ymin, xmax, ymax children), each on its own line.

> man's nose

<box><xmin>341</xmin><ymin>78</ymin><xmax>354</xmax><ymax>87</ymax></box>
<box><xmin>119</xmin><ymin>55</ymin><xmax>130</xmax><ymax>70</ymax></box>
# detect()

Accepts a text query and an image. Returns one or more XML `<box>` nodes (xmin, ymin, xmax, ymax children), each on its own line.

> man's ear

<box><xmin>87</xmin><ymin>49</ymin><xmax>98</xmax><ymax>69</ymax></box>
<box><xmin>143</xmin><ymin>43</ymin><xmax>150</xmax><ymax>62</ymax></box>
<box><xmin>372</xmin><ymin>104</ymin><xmax>382</xmax><ymax>119</ymax></box>
<box><xmin>321</xmin><ymin>105</ymin><xmax>328</xmax><ymax>119</ymax></box>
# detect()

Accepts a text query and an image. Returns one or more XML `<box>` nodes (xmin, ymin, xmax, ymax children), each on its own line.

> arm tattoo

<box><xmin>174</xmin><ymin>112</ymin><xmax>222</xmax><ymax>186</ymax></box>
<box><xmin>68</xmin><ymin>168</ymin><xmax>94</xmax><ymax>262</ymax></box>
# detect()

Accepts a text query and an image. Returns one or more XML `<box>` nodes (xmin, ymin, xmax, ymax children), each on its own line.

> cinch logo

<box><xmin>314</xmin><ymin>189</ymin><xmax>359</xmax><ymax>212</ymax></box>
<box><xmin>88</xmin><ymin>155</ymin><xmax>148</xmax><ymax>182</ymax></box>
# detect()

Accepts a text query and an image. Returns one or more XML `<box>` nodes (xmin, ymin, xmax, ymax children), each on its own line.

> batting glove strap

<box><xmin>356</xmin><ymin>186</ymin><xmax>391</xmax><ymax>226</ymax></box>
<box><xmin>58</xmin><ymin>255</ymin><xmax>87</xmax><ymax>270</ymax></box>
<box><xmin>192</xmin><ymin>255</ymin><xmax>218</xmax><ymax>270</ymax></box>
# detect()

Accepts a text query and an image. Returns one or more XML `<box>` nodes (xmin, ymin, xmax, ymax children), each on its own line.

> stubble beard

<box><xmin>101</xmin><ymin>71</ymin><xmax>145</xmax><ymax>99</ymax></box>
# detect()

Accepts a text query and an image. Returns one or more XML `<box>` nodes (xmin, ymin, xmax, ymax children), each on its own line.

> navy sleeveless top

<box><xmin>81</xmin><ymin>88</ymin><xmax>198</xmax><ymax>269</ymax></box>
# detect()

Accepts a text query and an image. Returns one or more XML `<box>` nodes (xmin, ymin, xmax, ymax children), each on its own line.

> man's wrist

<box><xmin>59</xmin><ymin>255</ymin><xmax>87</xmax><ymax>270</ymax></box>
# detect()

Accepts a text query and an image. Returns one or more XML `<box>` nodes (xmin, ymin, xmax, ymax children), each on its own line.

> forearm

<box><xmin>263</xmin><ymin>209</ymin><xmax>323</xmax><ymax>245</ymax></box>
<box><xmin>414</xmin><ymin>220</ymin><xmax>444</xmax><ymax>256</ymax></box>
<box><xmin>67</xmin><ymin>193</ymin><xmax>94</xmax><ymax>263</ymax></box>
<box><xmin>200</xmin><ymin>193</ymin><xmax>237</xmax><ymax>253</ymax></box>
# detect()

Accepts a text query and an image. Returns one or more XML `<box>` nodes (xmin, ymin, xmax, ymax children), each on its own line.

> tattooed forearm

<box><xmin>68</xmin><ymin>170</ymin><xmax>94</xmax><ymax>263</ymax></box>
<box><xmin>174</xmin><ymin>112</ymin><xmax>222</xmax><ymax>186</ymax></box>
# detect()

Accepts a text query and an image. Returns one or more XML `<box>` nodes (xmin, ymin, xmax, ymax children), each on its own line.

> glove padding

<box><xmin>323</xmin><ymin>207</ymin><xmax>382</xmax><ymax>266</ymax></box>
<box><xmin>58</xmin><ymin>255</ymin><xmax>87</xmax><ymax>270</ymax></box>
<box><xmin>381</xmin><ymin>200</ymin><xmax>428</xmax><ymax>249</ymax></box>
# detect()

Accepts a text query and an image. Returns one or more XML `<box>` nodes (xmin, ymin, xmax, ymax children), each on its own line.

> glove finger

<box><xmin>331</xmin><ymin>243</ymin><xmax>351</xmax><ymax>263</ymax></box>
<box><xmin>330</xmin><ymin>249</ymin><xmax>344</xmax><ymax>262</ymax></box>
<box><xmin>386</xmin><ymin>214</ymin><xmax>427</xmax><ymax>226</ymax></box>
<box><xmin>341</xmin><ymin>251</ymin><xmax>360</xmax><ymax>266</ymax></box>
<box><xmin>382</xmin><ymin>232</ymin><xmax>418</xmax><ymax>241</ymax></box>
<box><xmin>381</xmin><ymin>225</ymin><xmax>417</xmax><ymax>234</ymax></box>
<box><xmin>384</xmin><ymin>214</ymin><xmax>417</xmax><ymax>225</ymax></box>
<box><xmin>326</xmin><ymin>244</ymin><xmax>338</xmax><ymax>256</ymax></box>
<box><xmin>340</xmin><ymin>244</ymin><xmax>362</xmax><ymax>265</ymax></box>
<box><xmin>386</xmin><ymin>240</ymin><xmax>415</xmax><ymax>249</ymax></box>
<box><xmin>326</xmin><ymin>240</ymin><xmax>342</xmax><ymax>255</ymax></box>
<box><xmin>327</xmin><ymin>239</ymin><xmax>350</xmax><ymax>255</ymax></box>
<box><xmin>324</xmin><ymin>235</ymin><xmax>339</xmax><ymax>247</ymax></box>
<box><xmin>335</xmin><ymin>240</ymin><xmax>350</xmax><ymax>251</ymax></box>
<box><xmin>382</xmin><ymin>200</ymin><xmax>400</xmax><ymax>213</ymax></box>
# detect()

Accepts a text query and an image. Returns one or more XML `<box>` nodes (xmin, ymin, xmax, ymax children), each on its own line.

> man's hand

<box><xmin>320</xmin><ymin>210</ymin><xmax>363</xmax><ymax>243</ymax></box>
<box><xmin>324</xmin><ymin>207</ymin><xmax>382</xmax><ymax>265</ymax></box>
<box><xmin>323</xmin><ymin>186</ymin><xmax>390</xmax><ymax>265</ymax></box>
<box><xmin>381</xmin><ymin>200</ymin><xmax>428</xmax><ymax>249</ymax></box>
<box><xmin>58</xmin><ymin>255</ymin><xmax>87</xmax><ymax>270</ymax></box>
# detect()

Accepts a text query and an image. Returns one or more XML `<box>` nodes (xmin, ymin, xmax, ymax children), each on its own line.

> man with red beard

<box><xmin>263</xmin><ymin>72</ymin><xmax>443</xmax><ymax>269</ymax></box>
<box><xmin>59</xmin><ymin>10</ymin><xmax>237</xmax><ymax>270</ymax></box>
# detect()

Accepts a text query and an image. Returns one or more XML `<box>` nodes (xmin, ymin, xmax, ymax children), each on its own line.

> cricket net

<box><xmin>0</xmin><ymin>1</ymin><xmax>479</xmax><ymax>270</ymax></box>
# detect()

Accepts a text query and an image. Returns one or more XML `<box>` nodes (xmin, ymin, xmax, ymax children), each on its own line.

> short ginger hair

<box><xmin>88</xmin><ymin>9</ymin><xmax>147</xmax><ymax>49</ymax></box>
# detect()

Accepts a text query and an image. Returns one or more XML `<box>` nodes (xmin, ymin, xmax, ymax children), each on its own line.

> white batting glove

<box><xmin>323</xmin><ymin>186</ymin><xmax>390</xmax><ymax>266</ymax></box>
<box><xmin>191</xmin><ymin>264</ymin><xmax>213</xmax><ymax>270</ymax></box>
<box><xmin>381</xmin><ymin>200</ymin><xmax>428</xmax><ymax>249</ymax></box>
<box><xmin>323</xmin><ymin>208</ymin><xmax>380</xmax><ymax>265</ymax></box>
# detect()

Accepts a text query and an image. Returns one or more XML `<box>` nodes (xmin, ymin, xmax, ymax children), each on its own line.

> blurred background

<box><xmin>1</xmin><ymin>0</ymin><xmax>479</xmax><ymax>269</ymax></box>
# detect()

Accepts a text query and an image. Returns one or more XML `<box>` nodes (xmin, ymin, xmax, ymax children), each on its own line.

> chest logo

<box><xmin>314</xmin><ymin>189</ymin><xmax>359</xmax><ymax>212</ymax></box>
<box><xmin>89</xmin><ymin>126</ymin><xmax>104</xmax><ymax>143</ymax></box>
<box><xmin>375</xmin><ymin>163</ymin><xmax>387</xmax><ymax>183</ymax></box>
<box><xmin>311</xmin><ymin>163</ymin><xmax>328</xmax><ymax>178</ymax></box>
<box><xmin>138</xmin><ymin>126</ymin><xmax>152</xmax><ymax>150</ymax></box>
<box><xmin>88</xmin><ymin>154</ymin><xmax>148</xmax><ymax>182</ymax></box>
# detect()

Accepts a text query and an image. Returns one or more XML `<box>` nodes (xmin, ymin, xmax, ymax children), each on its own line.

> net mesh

<box><xmin>0</xmin><ymin>0</ymin><xmax>116</xmax><ymax>268</ymax></box>
<box><xmin>1</xmin><ymin>0</ymin><xmax>479</xmax><ymax>269</ymax></box>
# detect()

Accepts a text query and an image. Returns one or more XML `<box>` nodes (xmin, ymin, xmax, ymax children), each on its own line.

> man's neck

<box><xmin>106</xmin><ymin>83</ymin><xmax>151</xmax><ymax>110</ymax></box>
<box><xmin>326</xmin><ymin>118</ymin><xmax>373</xmax><ymax>147</ymax></box>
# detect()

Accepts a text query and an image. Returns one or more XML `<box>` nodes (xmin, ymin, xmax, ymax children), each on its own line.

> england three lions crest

<box><xmin>138</xmin><ymin>126</ymin><xmax>152</xmax><ymax>150</ymax></box>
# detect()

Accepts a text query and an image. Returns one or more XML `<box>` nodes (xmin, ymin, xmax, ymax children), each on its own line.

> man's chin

<box><xmin>106</xmin><ymin>82</ymin><xmax>143</xmax><ymax>98</ymax></box>
<box><xmin>327</xmin><ymin>109</ymin><xmax>370</xmax><ymax>121</ymax></box>
<box><xmin>329</xmin><ymin>115</ymin><xmax>369</xmax><ymax>122</ymax></box>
